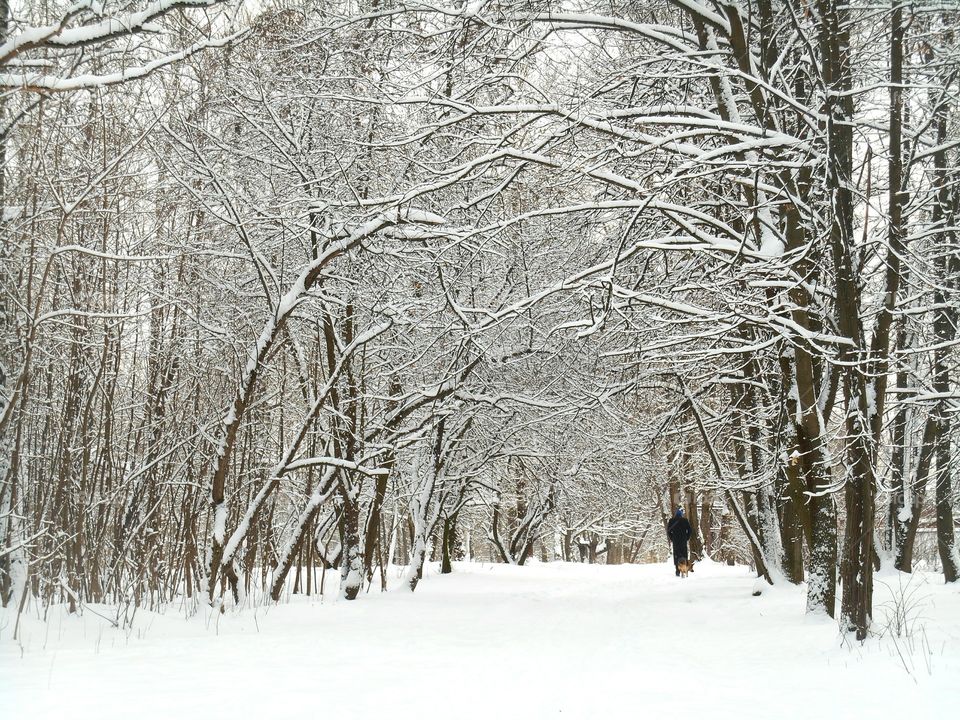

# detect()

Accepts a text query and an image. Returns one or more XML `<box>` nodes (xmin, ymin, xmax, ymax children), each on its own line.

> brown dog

<box><xmin>677</xmin><ymin>559</ymin><xmax>694</xmax><ymax>578</ymax></box>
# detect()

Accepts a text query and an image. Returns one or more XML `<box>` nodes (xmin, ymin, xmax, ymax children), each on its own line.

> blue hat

<box><xmin>676</xmin><ymin>508</ymin><xmax>684</xmax><ymax>516</ymax></box>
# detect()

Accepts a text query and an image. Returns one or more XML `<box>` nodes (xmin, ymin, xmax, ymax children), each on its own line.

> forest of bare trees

<box><xmin>2</xmin><ymin>0</ymin><xmax>958</xmax><ymax>643</ymax></box>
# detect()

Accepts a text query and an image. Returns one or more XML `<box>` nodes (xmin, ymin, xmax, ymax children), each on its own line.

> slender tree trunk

<box><xmin>699</xmin><ymin>489</ymin><xmax>714</xmax><ymax>557</ymax></box>
<box><xmin>930</xmin><ymin>87</ymin><xmax>959</xmax><ymax>583</ymax></box>
<box><xmin>896</xmin><ymin>417</ymin><xmax>937</xmax><ymax>571</ymax></box>
<box><xmin>685</xmin><ymin>487</ymin><xmax>702</xmax><ymax>561</ymax></box>
<box><xmin>408</xmin><ymin>424</ymin><xmax>445</xmax><ymax>590</ymax></box>
<box><xmin>718</xmin><ymin>501</ymin><xmax>735</xmax><ymax>566</ymax></box>
<box><xmin>888</xmin><ymin>316</ymin><xmax>910</xmax><ymax>560</ymax></box>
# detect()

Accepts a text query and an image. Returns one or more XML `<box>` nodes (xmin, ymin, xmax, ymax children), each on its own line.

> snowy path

<box><xmin>2</xmin><ymin>560</ymin><xmax>958</xmax><ymax>719</ymax></box>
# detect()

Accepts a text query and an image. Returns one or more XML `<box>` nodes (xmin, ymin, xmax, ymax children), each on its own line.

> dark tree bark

<box><xmin>814</xmin><ymin>0</ymin><xmax>875</xmax><ymax>639</ymax></box>
<box><xmin>930</xmin><ymin>72</ymin><xmax>959</xmax><ymax>583</ymax></box>
<box><xmin>339</xmin><ymin>487</ymin><xmax>363</xmax><ymax>599</ymax></box>
<box><xmin>888</xmin><ymin>317</ymin><xmax>911</xmax><ymax>562</ymax></box>
<box><xmin>685</xmin><ymin>488</ymin><xmax>703</xmax><ymax>561</ymax></box>
<box><xmin>440</xmin><ymin>511</ymin><xmax>459</xmax><ymax>574</ymax></box>
<box><xmin>699</xmin><ymin>489</ymin><xmax>714</xmax><ymax>557</ymax></box>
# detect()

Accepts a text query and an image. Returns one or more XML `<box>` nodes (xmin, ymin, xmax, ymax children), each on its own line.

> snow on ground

<box><xmin>2</xmin><ymin>560</ymin><xmax>958</xmax><ymax>719</ymax></box>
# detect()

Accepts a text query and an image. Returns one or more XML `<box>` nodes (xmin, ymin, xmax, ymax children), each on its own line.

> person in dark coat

<box><xmin>666</xmin><ymin>508</ymin><xmax>692</xmax><ymax>577</ymax></box>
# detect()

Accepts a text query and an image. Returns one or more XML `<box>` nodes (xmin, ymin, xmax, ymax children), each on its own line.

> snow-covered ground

<box><xmin>2</xmin><ymin>560</ymin><xmax>958</xmax><ymax>718</ymax></box>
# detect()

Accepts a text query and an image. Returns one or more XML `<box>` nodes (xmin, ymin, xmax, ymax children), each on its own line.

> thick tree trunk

<box><xmin>440</xmin><ymin>512</ymin><xmax>458</xmax><ymax>574</ymax></box>
<box><xmin>780</xmin><ymin>494</ymin><xmax>805</xmax><ymax>584</ymax></box>
<box><xmin>606</xmin><ymin>538</ymin><xmax>621</xmax><ymax>565</ymax></box>
<box><xmin>562</xmin><ymin>526</ymin><xmax>573</xmax><ymax>563</ymax></box>
<box><xmin>685</xmin><ymin>488</ymin><xmax>702</xmax><ymax>561</ymax></box>
<box><xmin>778</xmin><ymin>457</ymin><xmax>805</xmax><ymax>584</ymax></box>
<box><xmin>339</xmin><ymin>484</ymin><xmax>363</xmax><ymax>600</ymax></box>
<box><xmin>806</xmin><ymin>494</ymin><xmax>837</xmax><ymax>615</ymax></box>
